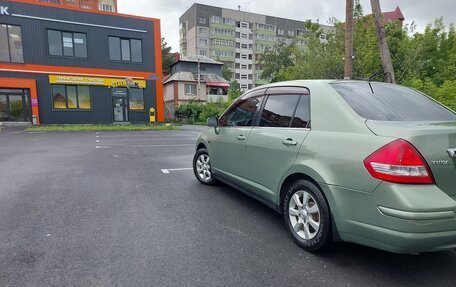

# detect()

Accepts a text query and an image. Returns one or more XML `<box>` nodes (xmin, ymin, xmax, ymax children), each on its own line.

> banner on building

<box><xmin>49</xmin><ymin>75</ymin><xmax>146</xmax><ymax>89</ymax></box>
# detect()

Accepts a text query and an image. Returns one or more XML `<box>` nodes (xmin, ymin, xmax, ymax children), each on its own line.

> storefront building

<box><xmin>0</xmin><ymin>0</ymin><xmax>163</xmax><ymax>124</ymax></box>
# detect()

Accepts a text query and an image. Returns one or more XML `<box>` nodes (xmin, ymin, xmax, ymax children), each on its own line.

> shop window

<box><xmin>129</xmin><ymin>88</ymin><xmax>145</xmax><ymax>110</ymax></box>
<box><xmin>48</xmin><ymin>30</ymin><xmax>87</xmax><ymax>58</ymax></box>
<box><xmin>184</xmin><ymin>84</ymin><xmax>196</xmax><ymax>95</ymax></box>
<box><xmin>52</xmin><ymin>85</ymin><xmax>91</xmax><ymax>110</ymax></box>
<box><xmin>0</xmin><ymin>24</ymin><xmax>24</xmax><ymax>63</ymax></box>
<box><xmin>109</xmin><ymin>36</ymin><xmax>142</xmax><ymax>63</ymax></box>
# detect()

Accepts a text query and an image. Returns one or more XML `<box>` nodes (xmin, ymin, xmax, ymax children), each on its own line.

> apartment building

<box><xmin>32</xmin><ymin>0</ymin><xmax>117</xmax><ymax>12</ymax></box>
<box><xmin>179</xmin><ymin>3</ymin><xmax>333</xmax><ymax>90</ymax></box>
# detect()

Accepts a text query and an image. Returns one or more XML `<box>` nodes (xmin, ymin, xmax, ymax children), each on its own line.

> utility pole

<box><xmin>344</xmin><ymin>0</ymin><xmax>354</xmax><ymax>79</ymax></box>
<box><xmin>370</xmin><ymin>0</ymin><xmax>396</xmax><ymax>83</ymax></box>
<box><xmin>197</xmin><ymin>59</ymin><xmax>201</xmax><ymax>100</ymax></box>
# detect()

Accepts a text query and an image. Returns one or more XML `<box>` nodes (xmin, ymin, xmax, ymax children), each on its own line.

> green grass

<box><xmin>26</xmin><ymin>124</ymin><xmax>180</xmax><ymax>132</ymax></box>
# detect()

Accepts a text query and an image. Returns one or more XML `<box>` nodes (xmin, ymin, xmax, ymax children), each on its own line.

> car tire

<box><xmin>193</xmin><ymin>148</ymin><xmax>217</xmax><ymax>185</ymax></box>
<box><xmin>283</xmin><ymin>180</ymin><xmax>331</xmax><ymax>252</ymax></box>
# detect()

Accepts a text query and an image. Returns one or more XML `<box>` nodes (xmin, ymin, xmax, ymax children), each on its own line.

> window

<box><xmin>211</xmin><ymin>39</ymin><xmax>234</xmax><ymax>47</ymax></box>
<box><xmin>240</xmin><ymin>33</ymin><xmax>248</xmax><ymax>39</ymax></box>
<box><xmin>241</xmin><ymin>43</ymin><xmax>248</xmax><ymax>49</ymax></box>
<box><xmin>211</xmin><ymin>50</ymin><xmax>234</xmax><ymax>58</ymax></box>
<box><xmin>184</xmin><ymin>84</ymin><xmax>196</xmax><ymax>95</ymax></box>
<box><xmin>291</xmin><ymin>95</ymin><xmax>310</xmax><ymax>128</ymax></box>
<box><xmin>240</xmin><ymin>64</ymin><xmax>247</xmax><ymax>69</ymax></box>
<box><xmin>278</xmin><ymin>29</ymin><xmax>284</xmax><ymax>35</ymax></box>
<box><xmin>219</xmin><ymin>96</ymin><xmax>264</xmax><ymax>127</ymax></box>
<box><xmin>240</xmin><ymin>54</ymin><xmax>248</xmax><ymax>59</ymax></box>
<box><xmin>48</xmin><ymin>30</ymin><xmax>87</xmax><ymax>58</ymax></box>
<box><xmin>240</xmin><ymin>74</ymin><xmax>247</xmax><ymax>79</ymax></box>
<box><xmin>199</xmin><ymin>39</ymin><xmax>207</xmax><ymax>46</ymax></box>
<box><xmin>99</xmin><ymin>3</ymin><xmax>114</xmax><ymax>12</ymax></box>
<box><xmin>109</xmin><ymin>36</ymin><xmax>142</xmax><ymax>62</ymax></box>
<box><xmin>256</xmin><ymin>23</ymin><xmax>275</xmax><ymax>31</ymax></box>
<box><xmin>0</xmin><ymin>24</ymin><xmax>24</xmax><ymax>63</ymax></box>
<box><xmin>240</xmin><ymin>84</ymin><xmax>248</xmax><ymax>89</ymax></box>
<box><xmin>240</xmin><ymin>22</ymin><xmax>249</xmax><ymax>29</ymax></box>
<box><xmin>211</xmin><ymin>28</ymin><xmax>234</xmax><ymax>37</ymax></box>
<box><xmin>129</xmin><ymin>88</ymin><xmax>145</xmax><ymax>110</ymax></box>
<box><xmin>199</xmin><ymin>50</ymin><xmax>207</xmax><ymax>56</ymax></box>
<box><xmin>260</xmin><ymin>95</ymin><xmax>300</xmax><ymax>127</ymax></box>
<box><xmin>52</xmin><ymin>85</ymin><xmax>91</xmax><ymax>110</ymax></box>
<box><xmin>198</xmin><ymin>17</ymin><xmax>207</xmax><ymax>24</ymax></box>
<box><xmin>198</xmin><ymin>27</ymin><xmax>207</xmax><ymax>36</ymax></box>
<box><xmin>332</xmin><ymin>82</ymin><xmax>456</xmax><ymax>121</ymax></box>
<box><xmin>288</xmin><ymin>30</ymin><xmax>295</xmax><ymax>37</ymax></box>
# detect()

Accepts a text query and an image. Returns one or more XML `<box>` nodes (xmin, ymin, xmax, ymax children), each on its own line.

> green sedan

<box><xmin>192</xmin><ymin>80</ymin><xmax>456</xmax><ymax>254</ymax></box>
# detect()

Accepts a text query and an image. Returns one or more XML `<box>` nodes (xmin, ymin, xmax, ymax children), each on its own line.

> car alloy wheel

<box><xmin>288</xmin><ymin>190</ymin><xmax>320</xmax><ymax>240</ymax></box>
<box><xmin>283</xmin><ymin>180</ymin><xmax>331</xmax><ymax>252</ymax></box>
<box><xmin>196</xmin><ymin>154</ymin><xmax>212</xmax><ymax>182</ymax></box>
<box><xmin>193</xmin><ymin>148</ymin><xmax>217</xmax><ymax>185</ymax></box>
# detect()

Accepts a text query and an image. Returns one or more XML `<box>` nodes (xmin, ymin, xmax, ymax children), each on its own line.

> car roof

<box><xmin>245</xmin><ymin>79</ymin><xmax>378</xmax><ymax>95</ymax></box>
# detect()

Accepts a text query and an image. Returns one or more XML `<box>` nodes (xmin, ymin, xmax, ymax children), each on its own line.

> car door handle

<box><xmin>282</xmin><ymin>138</ymin><xmax>298</xmax><ymax>146</ymax></box>
<box><xmin>237</xmin><ymin>135</ymin><xmax>246</xmax><ymax>141</ymax></box>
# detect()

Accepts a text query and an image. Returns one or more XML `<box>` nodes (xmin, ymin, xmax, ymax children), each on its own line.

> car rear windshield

<box><xmin>331</xmin><ymin>82</ymin><xmax>456</xmax><ymax>121</ymax></box>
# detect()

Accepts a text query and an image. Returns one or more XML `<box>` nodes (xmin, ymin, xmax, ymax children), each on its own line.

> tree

<box><xmin>222</xmin><ymin>65</ymin><xmax>233</xmax><ymax>81</ymax></box>
<box><xmin>162</xmin><ymin>38</ymin><xmax>175</xmax><ymax>75</ymax></box>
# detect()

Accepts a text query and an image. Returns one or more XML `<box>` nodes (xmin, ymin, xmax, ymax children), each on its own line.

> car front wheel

<box><xmin>283</xmin><ymin>180</ymin><xmax>331</xmax><ymax>252</ymax></box>
<box><xmin>193</xmin><ymin>148</ymin><xmax>217</xmax><ymax>185</ymax></box>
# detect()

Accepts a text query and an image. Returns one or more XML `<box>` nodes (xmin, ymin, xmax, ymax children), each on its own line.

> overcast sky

<box><xmin>118</xmin><ymin>0</ymin><xmax>456</xmax><ymax>52</ymax></box>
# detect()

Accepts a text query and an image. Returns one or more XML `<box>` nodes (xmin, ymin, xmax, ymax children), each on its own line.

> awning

<box><xmin>207</xmin><ymin>82</ymin><xmax>230</xmax><ymax>87</ymax></box>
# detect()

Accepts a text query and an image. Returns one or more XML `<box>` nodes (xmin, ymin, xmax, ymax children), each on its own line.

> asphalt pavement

<box><xmin>1</xmin><ymin>125</ymin><xmax>456</xmax><ymax>286</ymax></box>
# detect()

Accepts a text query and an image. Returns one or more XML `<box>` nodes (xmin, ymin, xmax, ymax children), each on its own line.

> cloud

<box><xmin>118</xmin><ymin>0</ymin><xmax>456</xmax><ymax>52</ymax></box>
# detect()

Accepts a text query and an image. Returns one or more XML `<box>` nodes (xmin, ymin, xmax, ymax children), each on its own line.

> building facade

<box><xmin>33</xmin><ymin>0</ymin><xmax>117</xmax><ymax>12</ymax></box>
<box><xmin>0</xmin><ymin>0</ymin><xmax>163</xmax><ymax>124</ymax></box>
<box><xmin>164</xmin><ymin>55</ymin><xmax>229</xmax><ymax>119</ymax></box>
<box><xmin>179</xmin><ymin>3</ymin><xmax>333</xmax><ymax>91</ymax></box>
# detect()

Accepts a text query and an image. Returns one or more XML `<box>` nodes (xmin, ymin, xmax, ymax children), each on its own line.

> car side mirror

<box><xmin>207</xmin><ymin>116</ymin><xmax>218</xmax><ymax>127</ymax></box>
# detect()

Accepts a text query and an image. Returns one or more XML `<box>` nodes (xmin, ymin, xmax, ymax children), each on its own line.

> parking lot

<box><xmin>1</xmin><ymin>126</ymin><xmax>456</xmax><ymax>286</ymax></box>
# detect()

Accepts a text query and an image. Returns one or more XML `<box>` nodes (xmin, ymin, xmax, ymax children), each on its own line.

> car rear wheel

<box><xmin>193</xmin><ymin>148</ymin><xmax>217</xmax><ymax>185</ymax></box>
<box><xmin>283</xmin><ymin>180</ymin><xmax>331</xmax><ymax>252</ymax></box>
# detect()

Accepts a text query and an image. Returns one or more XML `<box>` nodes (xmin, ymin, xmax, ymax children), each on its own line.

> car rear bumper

<box><xmin>321</xmin><ymin>182</ymin><xmax>456</xmax><ymax>254</ymax></box>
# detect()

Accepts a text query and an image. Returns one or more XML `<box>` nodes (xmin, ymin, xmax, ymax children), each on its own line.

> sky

<box><xmin>118</xmin><ymin>0</ymin><xmax>456</xmax><ymax>52</ymax></box>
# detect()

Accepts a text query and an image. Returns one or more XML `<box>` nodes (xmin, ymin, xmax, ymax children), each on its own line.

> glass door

<box><xmin>113</xmin><ymin>97</ymin><xmax>128</xmax><ymax>122</ymax></box>
<box><xmin>0</xmin><ymin>89</ymin><xmax>31</xmax><ymax>122</ymax></box>
<box><xmin>112</xmin><ymin>88</ymin><xmax>129</xmax><ymax>122</ymax></box>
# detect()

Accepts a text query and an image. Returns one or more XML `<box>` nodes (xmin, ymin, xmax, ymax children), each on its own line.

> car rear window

<box><xmin>331</xmin><ymin>82</ymin><xmax>456</xmax><ymax>121</ymax></box>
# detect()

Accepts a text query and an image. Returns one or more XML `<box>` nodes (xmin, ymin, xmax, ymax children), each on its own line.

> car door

<box><xmin>244</xmin><ymin>87</ymin><xmax>311</xmax><ymax>202</ymax></box>
<box><xmin>209</xmin><ymin>89</ymin><xmax>265</xmax><ymax>181</ymax></box>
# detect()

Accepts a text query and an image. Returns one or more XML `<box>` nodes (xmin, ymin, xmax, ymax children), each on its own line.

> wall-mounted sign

<box><xmin>49</xmin><ymin>75</ymin><xmax>146</xmax><ymax>88</ymax></box>
<box><xmin>0</xmin><ymin>6</ymin><xmax>9</xmax><ymax>15</ymax></box>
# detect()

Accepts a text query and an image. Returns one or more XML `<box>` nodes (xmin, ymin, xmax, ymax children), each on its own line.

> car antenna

<box><xmin>367</xmin><ymin>66</ymin><xmax>385</xmax><ymax>93</ymax></box>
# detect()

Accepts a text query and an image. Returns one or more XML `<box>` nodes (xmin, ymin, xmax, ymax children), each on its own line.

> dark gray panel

<box><xmin>0</xmin><ymin>0</ymin><xmax>156</xmax><ymax>72</ymax></box>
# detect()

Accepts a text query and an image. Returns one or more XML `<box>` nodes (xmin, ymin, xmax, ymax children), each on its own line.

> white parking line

<box><xmin>95</xmin><ymin>144</ymin><xmax>194</xmax><ymax>149</ymax></box>
<box><xmin>96</xmin><ymin>138</ymin><xmax>191</xmax><ymax>142</ymax></box>
<box><xmin>161</xmin><ymin>168</ymin><xmax>192</xmax><ymax>174</ymax></box>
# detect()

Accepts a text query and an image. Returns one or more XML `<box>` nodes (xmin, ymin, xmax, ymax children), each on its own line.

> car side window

<box><xmin>291</xmin><ymin>95</ymin><xmax>310</xmax><ymax>128</ymax></box>
<box><xmin>259</xmin><ymin>95</ymin><xmax>300</xmax><ymax>127</ymax></box>
<box><xmin>219</xmin><ymin>96</ymin><xmax>264</xmax><ymax>127</ymax></box>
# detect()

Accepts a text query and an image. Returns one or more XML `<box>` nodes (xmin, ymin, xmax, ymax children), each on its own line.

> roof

<box><xmin>164</xmin><ymin>72</ymin><xmax>229</xmax><ymax>85</ymax></box>
<box><xmin>170</xmin><ymin>55</ymin><xmax>224</xmax><ymax>67</ymax></box>
<box><xmin>383</xmin><ymin>6</ymin><xmax>405</xmax><ymax>21</ymax></box>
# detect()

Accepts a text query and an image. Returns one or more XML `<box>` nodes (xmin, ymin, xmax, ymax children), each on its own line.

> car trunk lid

<box><xmin>366</xmin><ymin>120</ymin><xmax>456</xmax><ymax>198</ymax></box>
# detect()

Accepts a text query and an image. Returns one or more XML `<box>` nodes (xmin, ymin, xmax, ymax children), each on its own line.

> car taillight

<box><xmin>363</xmin><ymin>139</ymin><xmax>435</xmax><ymax>184</ymax></box>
